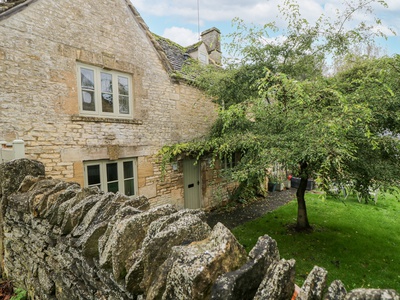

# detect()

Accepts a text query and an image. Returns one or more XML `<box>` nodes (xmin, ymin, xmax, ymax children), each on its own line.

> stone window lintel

<box><xmin>71</xmin><ymin>115</ymin><xmax>143</xmax><ymax>125</ymax></box>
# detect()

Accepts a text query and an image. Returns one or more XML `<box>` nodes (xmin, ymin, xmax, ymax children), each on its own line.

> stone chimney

<box><xmin>201</xmin><ymin>27</ymin><xmax>221</xmax><ymax>53</ymax></box>
<box><xmin>201</xmin><ymin>27</ymin><xmax>221</xmax><ymax>65</ymax></box>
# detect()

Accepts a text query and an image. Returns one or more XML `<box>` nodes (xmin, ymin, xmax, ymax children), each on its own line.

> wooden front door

<box><xmin>183</xmin><ymin>159</ymin><xmax>201</xmax><ymax>209</ymax></box>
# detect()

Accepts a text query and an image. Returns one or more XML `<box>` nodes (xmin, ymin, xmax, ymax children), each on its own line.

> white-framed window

<box><xmin>84</xmin><ymin>158</ymin><xmax>137</xmax><ymax>196</ymax></box>
<box><xmin>77</xmin><ymin>63</ymin><xmax>133</xmax><ymax>118</ymax></box>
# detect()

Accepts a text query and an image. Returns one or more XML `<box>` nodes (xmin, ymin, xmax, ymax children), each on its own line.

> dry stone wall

<box><xmin>0</xmin><ymin>159</ymin><xmax>399</xmax><ymax>300</ymax></box>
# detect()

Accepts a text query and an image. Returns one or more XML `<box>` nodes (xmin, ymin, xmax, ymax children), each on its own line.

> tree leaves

<box><xmin>159</xmin><ymin>1</ymin><xmax>400</xmax><ymax>209</ymax></box>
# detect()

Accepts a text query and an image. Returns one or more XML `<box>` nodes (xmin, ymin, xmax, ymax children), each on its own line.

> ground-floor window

<box><xmin>84</xmin><ymin>158</ymin><xmax>137</xmax><ymax>196</ymax></box>
<box><xmin>223</xmin><ymin>152</ymin><xmax>241</xmax><ymax>169</ymax></box>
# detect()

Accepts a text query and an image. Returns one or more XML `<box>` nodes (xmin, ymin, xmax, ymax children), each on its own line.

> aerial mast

<box><xmin>197</xmin><ymin>0</ymin><xmax>200</xmax><ymax>40</ymax></box>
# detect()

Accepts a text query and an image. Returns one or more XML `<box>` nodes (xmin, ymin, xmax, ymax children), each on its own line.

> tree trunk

<box><xmin>296</xmin><ymin>163</ymin><xmax>311</xmax><ymax>231</ymax></box>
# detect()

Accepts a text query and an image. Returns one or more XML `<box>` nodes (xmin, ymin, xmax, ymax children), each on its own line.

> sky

<box><xmin>131</xmin><ymin>0</ymin><xmax>399</xmax><ymax>57</ymax></box>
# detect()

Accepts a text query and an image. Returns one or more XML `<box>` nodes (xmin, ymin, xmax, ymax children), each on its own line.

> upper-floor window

<box><xmin>77</xmin><ymin>63</ymin><xmax>133</xmax><ymax>118</ymax></box>
<box><xmin>199</xmin><ymin>52</ymin><xmax>208</xmax><ymax>64</ymax></box>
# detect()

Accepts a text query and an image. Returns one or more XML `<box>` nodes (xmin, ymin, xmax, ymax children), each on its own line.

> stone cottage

<box><xmin>0</xmin><ymin>0</ymin><xmax>233</xmax><ymax>209</ymax></box>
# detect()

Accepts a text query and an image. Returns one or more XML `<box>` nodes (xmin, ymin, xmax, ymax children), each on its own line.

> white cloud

<box><xmin>372</xmin><ymin>24</ymin><xmax>397</xmax><ymax>37</ymax></box>
<box><xmin>260</xmin><ymin>35</ymin><xmax>287</xmax><ymax>46</ymax></box>
<box><xmin>132</xmin><ymin>0</ymin><xmax>278</xmax><ymax>24</ymax></box>
<box><xmin>162</xmin><ymin>27</ymin><xmax>199</xmax><ymax>46</ymax></box>
<box><xmin>373</xmin><ymin>0</ymin><xmax>400</xmax><ymax>11</ymax></box>
<box><xmin>133</xmin><ymin>0</ymin><xmax>200</xmax><ymax>20</ymax></box>
<box><xmin>131</xmin><ymin>0</ymin><xmax>399</xmax><ymax>53</ymax></box>
<box><xmin>133</xmin><ymin>0</ymin><xmax>399</xmax><ymax>30</ymax></box>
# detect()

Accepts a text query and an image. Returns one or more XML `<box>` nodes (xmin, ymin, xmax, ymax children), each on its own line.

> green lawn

<box><xmin>232</xmin><ymin>192</ymin><xmax>400</xmax><ymax>292</ymax></box>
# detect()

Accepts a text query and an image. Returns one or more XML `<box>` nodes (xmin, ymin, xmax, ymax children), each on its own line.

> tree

<box><xmin>329</xmin><ymin>55</ymin><xmax>400</xmax><ymax>199</ymax></box>
<box><xmin>161</xmin><ymin>0</ymin><xmax>399</xmax><ymax>230</ymax></box>
<box><xmin>331</xmin><ymin>43</ymin><xmax>386</xmax><ymax>74</ymax></box>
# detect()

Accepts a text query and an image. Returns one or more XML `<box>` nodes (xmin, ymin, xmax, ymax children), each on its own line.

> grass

<box><xmin>232</xmin><ymin>192</ymin><xmax>400</xmax><ymax>292</ymax></box>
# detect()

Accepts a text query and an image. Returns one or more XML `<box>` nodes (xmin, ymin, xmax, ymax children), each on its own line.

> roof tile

<box><xmin>154</xmin><ymin>34</ymin><xmax>194</xmax><ymax>71</ymax></box>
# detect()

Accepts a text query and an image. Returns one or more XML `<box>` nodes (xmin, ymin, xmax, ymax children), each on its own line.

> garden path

<box><xmin>206</xmin><ymin>188</ymin><xmax>297</xmax><ymax>230</ymax></box>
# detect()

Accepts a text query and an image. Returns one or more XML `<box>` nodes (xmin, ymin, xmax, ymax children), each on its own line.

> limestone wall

<box><xmin>150</xmin><ymin>158</ymin><xmax>237</xmax><ymax>210</ymax></box>
<box><xmin>0</xmin><ymin>159</ymin><xmax>398</xmax><ymax>300</ymax></box>
<box><xmin>0</xmin><ymin>0</ymin><xmax>218</xmax><ymax>208</ymax></box>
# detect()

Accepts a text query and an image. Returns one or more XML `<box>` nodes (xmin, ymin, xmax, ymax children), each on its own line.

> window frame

<box><xmin>223</xmin><ymin>152</ymin><xmax>240</xmax><ymax>170</ymax></box>
<box><xmin>199</xmin><ymin>51</ymin><xmax>208</xmax><ymax>64</ymax></box>
<box><xmin>77</xmin><ymin>63</ymin><xmax>134</xmax><ymax>119</ymax></box>
<box><xmin>83</xmin><ymin>158</ymin><xmax>138</xmax><ymax>196</ymax></box>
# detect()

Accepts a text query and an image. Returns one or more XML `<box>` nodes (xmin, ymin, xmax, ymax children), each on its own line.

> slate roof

<box><xmin>186</xmin><ymin>41</ymin><xmax>204</xmax><ymax>54</ymax></box>
<box><xmin>154</xmin><ymin>34</ymin><xmax>222</xmax><ymax>72</ymax></box>
<box><xmin>154</xmin><ymin>34</ymin><xmax>201</xmax><ymax>71</ymax></box>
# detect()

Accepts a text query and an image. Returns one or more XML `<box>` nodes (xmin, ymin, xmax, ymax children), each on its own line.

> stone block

<box><xmin>345</xmin><ymin>289</ymin><xmax>399</xmax><ymax>300</ymax></box>
<box><xmin>0</xmin><ymin>159</ymin><xmax>45</xmax><ymax>199</ymax></box>
<box><xmin>147</xmin><ymin>223</ymin><xmax>247</xmax><ymax>300</ymax></box>
<box><xmin>98</xmin><ymin>204</ymin><xmax>177</xmax><ymax>280</ymax></box>
<box><xmin>138</xmin><ymin>161</ymin><xmax>155</xmax><ymax>179</ymax></box>
<box><xmin>254</xmin><ymin>259</ymin><xmax>296</xmax><ymax>300</ymax></box>
<box><xmin>324</xmin><ymin>280</ymin><xmax>347</xmax><ymax>300</ymax></box>
<box><xmin>60</xmin><ymin>193</ymin><xmax>100</xmax><ymax>235</ymax></box>
<box><xmin>211</xmin><ymin>234</ymin><xmax>280</xmax><ymax>300</ymax></box>
<box><xmin>38</xmin><ymin>267</ymin><xmax>55</xmax><ymax>295</ymax></box>
<box><xmin>138</xmin><ymin>183</ymin><xmax>157</xmax><ymax>199</ymax></box>
<box><xmin>131</xmin><ymin>210</ymin><xmax>211</xmax><ymax>294</ymax></box>
<box><xmin>297</xmin><ymin>266</ymin><xmax>328</xmax><ymax>300</ymax></box>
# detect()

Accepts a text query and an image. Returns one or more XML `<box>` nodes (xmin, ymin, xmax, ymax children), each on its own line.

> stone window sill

<box><xmin>71</xmin><ymin>115</ymin><xmax>143</xmax><ymax>125</ymax></box>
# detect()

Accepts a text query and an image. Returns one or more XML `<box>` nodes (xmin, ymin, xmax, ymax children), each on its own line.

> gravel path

<box><xmin>206</xmin><ymin>188</ymin><xmax>297</xmax><ymax>230</ymax></box>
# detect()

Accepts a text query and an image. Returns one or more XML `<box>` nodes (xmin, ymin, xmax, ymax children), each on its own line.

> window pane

<box><xmin>119</xmin><ymin>95</ymin><xmax>129</xmax><ymax>114</ymax></box>
<box><xmin>82</xmin><ymin>91</ymin><xmax>95</xmax><ymax>111</ymax></box>
<box><xmin>124</xmin><ymin>179</ymin><xmax>135</xmax><ymax>196</ymax></box>
<box><xmin>199</xmin><ymin>52</ymin><xmax>207</xmax><ymax>64</ymax></box>
<box><xmin>102</xmin><ymin>93</ymin><xmax>114</xmax><ymax>113</ymax></box>
<box><xmin>118</xmin><ymin>76</ymin><xmax>129</xmax><ymax>95</ymax></box>
<box><xmin>85</xmin><ymin>159</ymin><xmax>136</xmax><ymax>195</ymax></box>
<box><xmin>81</xmin><ymin>68</ymin><xmax>94</xmax><ymax>89</ymax></box>
<box><xmin>108</xmin><ymin>182</ymin><xmax>119</xmax><ymax>193</ymax></box>
<box><xmin>123</xmin><ymin>161</ymin><xmax>133</xmax><ymax>178</ymax></box>
<box><xmin>87</xmin><ymin>165</ymin><xmax>100</xmax><ymax>185</ymax></box>
<box><xmin>106</xmin><ymin>163</ymin><xmax>118</xmax><ymax>181</ymax></box>
<box><xmin>101</xmin><ymin>73</ymin><xmax>112</xmax><ymax>93</ymax></box>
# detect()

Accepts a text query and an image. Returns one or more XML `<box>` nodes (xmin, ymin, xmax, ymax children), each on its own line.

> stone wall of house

<box><xmin>149</xmin><ymin>158</ymin><xmax>237</xmax><ymax>210</ymax></box>
<box><xmin>0</xmin><ymin>0</ymin><xmax>218</xmax><ymax>208</ymax></box>
<box><xmin>0</xmin><ymin>159</ymin><xmax>399</xmax><ymax>300</ymax></box>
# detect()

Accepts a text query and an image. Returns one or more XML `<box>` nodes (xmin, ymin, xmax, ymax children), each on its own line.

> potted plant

<box><xmin>276</xmin><ymin>180</ymin><xmax>285</xmax><ymax>191</ymax></box>
<box><xmin>268</xmin><ymin>174</ymin><xmax>279</xmax><ymax>192</ymax></box>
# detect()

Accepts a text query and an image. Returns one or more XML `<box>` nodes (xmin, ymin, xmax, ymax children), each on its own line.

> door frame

<box><xmin>183</xmin><ymin>158</ymin><xmax>202</xmax><ymax>209</ymax></box>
